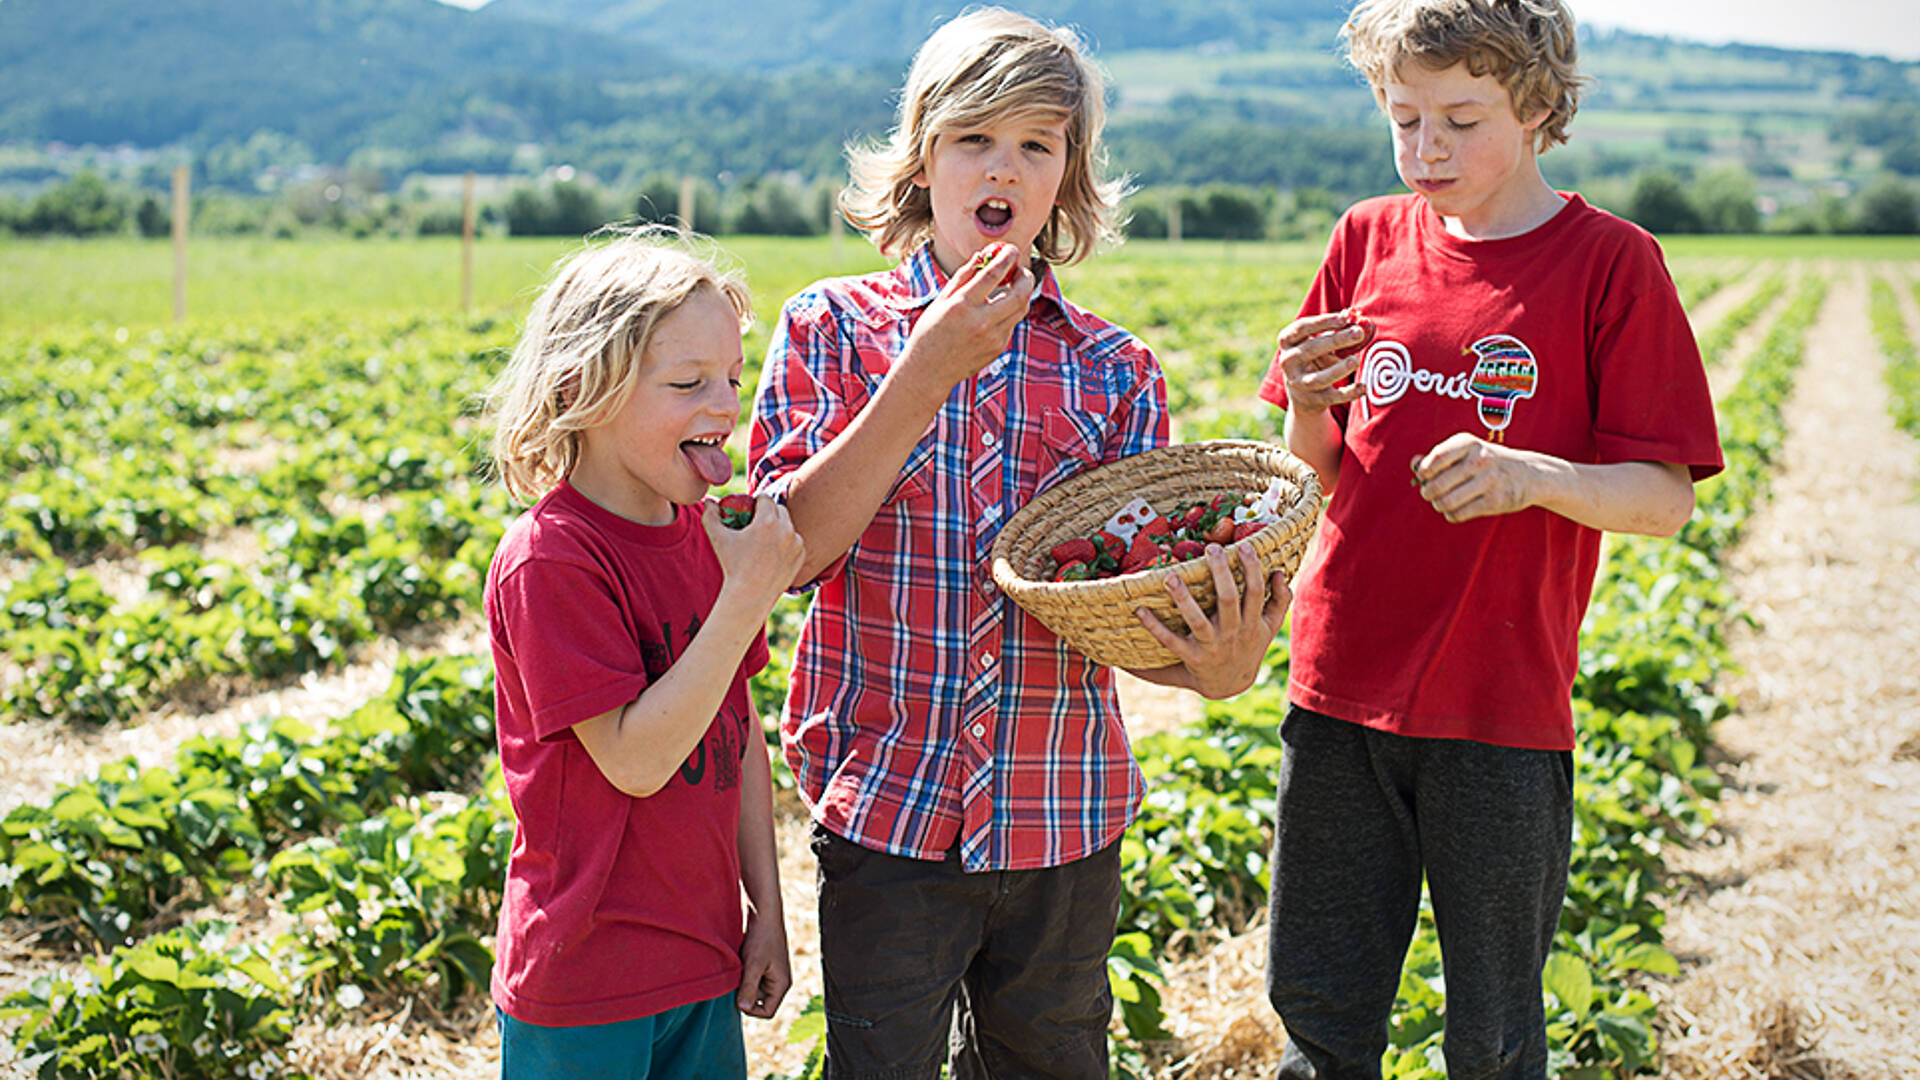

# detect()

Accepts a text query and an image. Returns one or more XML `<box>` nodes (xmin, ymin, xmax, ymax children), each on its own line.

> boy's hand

<box><xmin>703</xmin><ymin>494</ymin><xmax>806</xmax><ymax>610</ymax></box>
<box><xmin>897</xmin><ymin>243</ymin><xmax>1036</xmax><ymax>399</ymax></box>
<box><xmin>736</xmin><ymin>900</ymin><xmax>791</xmax><ymax>1019</ymax></box>
<box><xmin>1276</xmin><ymin>312</ymin><xmax>1369</xmax><ymax>414</ymax></box>
<box><xmin>1410</xmin><ymin>432</ymin><xmax>1542</xmax><ymax>523</ymax></box>
<box><xmin>1135</xmin><ymin>543</ymin><xmax>1292</xmax><ymax>700</ymax></box>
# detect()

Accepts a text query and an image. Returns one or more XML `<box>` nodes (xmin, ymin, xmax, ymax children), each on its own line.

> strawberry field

<box><xmin>2</xmin><ymin>235</ymin><xmax>1918</xmax><ymax>1079</ymax></box>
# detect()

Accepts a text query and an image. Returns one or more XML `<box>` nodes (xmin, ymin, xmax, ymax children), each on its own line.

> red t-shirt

<box><xmin>1258</xmin><ymin>194</ymin><xmax>1723</xmax><ymax>750</ymax></box>
<box><xmin>484</xmin><ymin>481</ymin><xmax>769</xmax><ymax>1026</ymax></box>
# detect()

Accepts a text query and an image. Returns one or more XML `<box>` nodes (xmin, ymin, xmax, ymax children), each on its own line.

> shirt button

<box><xmin>970</xmin><ymin>723</ymin><xmax>987</xmax><ymax>739</ymax></box>
<box><xmin>982</xmin><ymin>431</ymin><xmax>997</xmax><ymax>447</ymax></box>
<box><xmin>980</xmin><ymin>653</ymin><xmax>995</xmax><ymax>668</ymax></box>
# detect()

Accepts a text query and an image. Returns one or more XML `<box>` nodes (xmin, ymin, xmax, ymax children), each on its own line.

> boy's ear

<box><xmin>1518</xmin><ymin>106</ymin><xmax>1550</xmax><ymax>132</ymax></box>
<box><xmin>910</xmin><ymin>168</ymin><xmax>929</xmax><ymax>189</ymax></box>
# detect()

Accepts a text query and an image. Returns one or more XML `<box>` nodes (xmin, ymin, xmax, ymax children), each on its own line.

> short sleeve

<box><xmin>1589</xmin><ymin>239</ymin><xmax>1724</xmax><ymax>481</ymax></box>
<box><xmin>747</xmin><ymin>291</ymin><xmax>865</xmax><ymax>586</ymax></box>
<box><xmin>491</xmin><ymin>558</ymin><xmax>651</xmax><ymax>742</ymax></box>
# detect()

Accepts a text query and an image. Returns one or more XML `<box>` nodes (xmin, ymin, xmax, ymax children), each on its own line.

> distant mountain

<box><xmin>480</xmin><ymin>0</ymin><xmax>1351</xmax><ymax>71</ymax></box>
<box><xmin>1</xmin><ymin>0</ymin><xmax>1913</xmax><ymax>201</ymax></box>
<box><xmin>0</xmin><ymin>0</ymin><xmax>666</xmax><ymax>153</ymax></box>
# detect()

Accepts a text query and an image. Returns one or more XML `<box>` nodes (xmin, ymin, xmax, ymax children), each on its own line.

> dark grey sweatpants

<box><xmin>1265</xmin><ymin>706</ymin><xmax>1573</xmax><ymax>1080</ymax></box>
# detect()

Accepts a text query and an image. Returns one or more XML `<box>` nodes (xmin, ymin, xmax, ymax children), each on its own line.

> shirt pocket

<box><xmin>1032</xmin><ymin>407</ymin><xmax>1108</xmax><ymax>498</ymax></box>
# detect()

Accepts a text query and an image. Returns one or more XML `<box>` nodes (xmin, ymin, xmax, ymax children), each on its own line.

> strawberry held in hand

<box><xmin>717</xmin><ymin>493</ymin><xmax>756</xmax><ymax>529</ymax></box>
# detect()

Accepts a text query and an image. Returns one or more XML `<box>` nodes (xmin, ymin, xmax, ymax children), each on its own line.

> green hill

<box><xmin>0</xmin><ymin>0</ymin><xmax>663</xmax><ymax>152</ymax></box>
<box><xmin>482</xmin><ymin>0</ymin><xmax>1350</xmax><ymax>70</ymax></box>
<box><xmin>1</xmin><ymin>0</ymin><xmax>1915</xmax><ymax>215</ymax></box>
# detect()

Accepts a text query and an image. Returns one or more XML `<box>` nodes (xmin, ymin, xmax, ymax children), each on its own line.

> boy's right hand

<box><xmin>1275</xmin><ymin>311</ymin><xmax>1370</xmax><ymax>414</ymax></box>
<box><xmin>703</xmin><ymin>494</ymin><xmax>806</xmax><ymax>612</ymax></box>
<box><xmin>897</xmin><ymin>243</ymin><xmax>1036</xmax><ymax>399</ymax></box>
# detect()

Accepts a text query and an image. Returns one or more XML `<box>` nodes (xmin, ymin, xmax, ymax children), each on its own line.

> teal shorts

<box><xmin>495</xmin><ymin>991</ymin><xmax>746</xmax><ymax>1080</ymax></box>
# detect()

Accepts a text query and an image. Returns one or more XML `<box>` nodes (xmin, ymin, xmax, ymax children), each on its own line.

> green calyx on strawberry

<box><xmin>717</xmin><ymin>493</ymin><xmax>756</xmax><ymax>529</ymax></box>
<box><xmin>1054</xmin><ymin>560</ymin><xmax>1093</xmax><ymax>582</ymax></box>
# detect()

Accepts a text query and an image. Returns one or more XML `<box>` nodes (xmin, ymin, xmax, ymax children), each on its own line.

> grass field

<box><xmin>5</xmin><ymin>233</ymin><xmax>1915</xmax><ymax>335</ymax></box>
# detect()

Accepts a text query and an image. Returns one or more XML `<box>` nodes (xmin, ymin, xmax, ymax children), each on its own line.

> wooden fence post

<box><xmin>461</xmin><ymin>171</ymin><xmax>476</xmax><ymax>313</ymax></box>
<box><xmin>171</xmin><ymin>166</ymin><xmax>189</xmax><ymax>322</ymax></box>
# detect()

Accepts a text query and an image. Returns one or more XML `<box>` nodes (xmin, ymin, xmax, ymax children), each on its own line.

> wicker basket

<box><xmin>990</xmin><ymin>439</ymin><xmax>1323</xmax><ymax>670</ymax></box>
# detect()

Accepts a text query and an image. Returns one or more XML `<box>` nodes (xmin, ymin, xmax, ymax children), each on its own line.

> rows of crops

<box><xmin>0</xmin><ymin>243</ymin><xmax>1846</xmax><ymax>1078</ymax></box>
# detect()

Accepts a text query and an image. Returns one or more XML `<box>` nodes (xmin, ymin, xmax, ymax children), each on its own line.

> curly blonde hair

<box><xmin>840</xmin><ymin>6</ymin><xmax>1128</xmax><ymax>265</ymax></box>
<box><xmin>1343</xmin><ymin>0</ymin><xmax>1589</xmax><ymax>153</ymax></box>
<box><xmin>483</xmin><ymin>226</ymin><xmax>750</xmax><ymax>504</ymax></box>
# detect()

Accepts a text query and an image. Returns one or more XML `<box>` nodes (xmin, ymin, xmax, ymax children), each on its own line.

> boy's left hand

<box><xmin>1135</xmin><ymin>543</ymin><xmax>1291</xmax><ymax>700</ymax></box>
<box><xmin>1411</xmin><ymin>432</ymin><xmax>1542</xmax><ymax>523</ymax></box>
<box><xmin>736</xmin><ymin>901</ymin><xmax>791</xmax><ymax>1019</ymax></box>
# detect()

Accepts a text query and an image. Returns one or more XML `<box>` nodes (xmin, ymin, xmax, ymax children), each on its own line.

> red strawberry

<box><xmin>1179</xmin><ymin>504</ymin><xmax>1208</xmax><ymax>531</ymax></box>
<box><xmin>1094</xmin><ymin>530</ymin><xmax>1127</xmax><ymax>557</ymax></box>
<box><xmin>1124</xmin><ymin>530</ymin><xmax>1163</xmax><ymax>568</ymax></box>
<box><xmin>717</xmin><ymin>493</ymin><xmax>755</xmax><ymax>529</ymax></box>
<box><xmin>1049</xmin><ymin>537</ymin><xmax>1097</xmax><ymax>568</ymax></box>
<box><xmin>1205</xmin><ymin>516</ymin><xmax>1237</xmax><ymax>545</ymax></box>
<box><xmin>1172</xmin><ymin>539</ymin><xmax>1206</xmax><ymax>561</ymax></box>
<box><xmin>1053</xmin><ymin>560</ymin><xmax>1091</xmax><ymax>582</ymax></box>
<box><xmin>1231</xmin><ymin>521</ymin><xmax>1266</xmax><ymax>542</ymax></box>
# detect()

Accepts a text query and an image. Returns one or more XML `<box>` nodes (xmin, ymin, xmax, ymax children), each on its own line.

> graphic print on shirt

<box><xmin>643</xmin><ymin>611</ymin><xmax>744</xmax><ymax>794</ymax></box>
<box><xmin>1356</xmin><ymin>332</ymin><xmax>1540</xmax><ymax>440</ymax></box>
<box><xmin>1464</xmin><ymin>334</ymin><xmax>1539</xmax><ymax>441</ymax></box>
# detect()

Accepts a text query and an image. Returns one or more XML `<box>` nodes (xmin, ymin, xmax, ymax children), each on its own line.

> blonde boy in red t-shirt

<box><xmin>1257</xmin><ymin>1</ymin><xmax>1723</xmax><ymax>1076</ymax></box>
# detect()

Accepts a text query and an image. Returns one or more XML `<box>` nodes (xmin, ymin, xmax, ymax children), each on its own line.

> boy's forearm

<box><xmin>782</xmin><ymin>372</ymin><xmax>949</xmax><ymax>582</ymax></box>
<box><xmin>1284</xmin><ymin>405</ymin><xmax>1344</xmax><ymax>493</ymax></box>
<box><xmin>574</xmin><ymin>595</ymin><xmax>772</xmax><ymax>798</ymax></box>
<box><xmin>736</xmin><ymin>722</ymin><xmax>784</xmax><ymax>912</ymax></box>
<box><xmin>1530</xmin><ymin>457</ymin><xmax>1694</xmax><ymax>536</ymax></box>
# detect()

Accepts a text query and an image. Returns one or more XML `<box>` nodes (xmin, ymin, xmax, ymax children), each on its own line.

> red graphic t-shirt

<box><xmin>1259</xmin><ymin>194</ymin><xmax>1723</xmax><ymax>750</ymax></box>
<box><xmin>484</xmin><ymin>482</ymin><xmax>769</xmax><ymax>1026</ymax></box>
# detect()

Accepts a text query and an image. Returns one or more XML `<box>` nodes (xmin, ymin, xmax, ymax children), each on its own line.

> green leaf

<box><xmin>1615</xmin><ymin>942</ymin><xmax>1680</xmax><ymax>976</ymax></box>
<box><xmin>1542</xmin><ymin>952</ymin><xmax>1593</xmax><ymax>1019</ymax></box>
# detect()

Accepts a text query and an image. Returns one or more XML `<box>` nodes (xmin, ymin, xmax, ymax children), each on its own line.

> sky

<box><xmin>1571</xmin><ymin>0</ymin><xmax>1920</xmax><ymax>62</ymax></box>
<box><xmin>433</xmin><ymin>0</ymin><xmax>1920</xmax><ymax>62</ymax></box>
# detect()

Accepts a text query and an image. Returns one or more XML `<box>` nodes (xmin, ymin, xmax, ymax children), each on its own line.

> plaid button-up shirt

<box><xmin>749</xmin><ymin>244</ymin><xmax>1169</xmax><ymax>872</ymax></box>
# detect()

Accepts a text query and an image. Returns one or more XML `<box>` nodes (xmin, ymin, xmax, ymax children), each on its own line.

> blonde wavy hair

<box><xmin>841</xmin><ymin>6</ymin><xmax>1128</xmax><ymax>265</ymax></box>
<box><xmin>483</xmin><ymin>227</ymin><xmax>750</xmax><ymax>504</ymax></box>
<box><xmin>1343</xmin><ymin>0</ymin><xmax>1589</xmax><ymax>153</ymax></box>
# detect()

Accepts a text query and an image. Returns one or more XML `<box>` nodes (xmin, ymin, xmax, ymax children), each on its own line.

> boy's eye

<box><xmin>957</xmin><ymin>133</ymin><xmax>989</xmax><ymax>144</ymax></box>
<box><xmin>1449</xmin><ymin>119</ymin><xmax>1479</xmax><ymax>131</ymax></box>
<box><xmin>1394</xmin><ymin>117</ymin><xmax>1419</xmax><ymax>131</ymax></box>
<box><xmin>670</xmin><ymin>380</ymin><xmax>700</xmax><ymax>390</ymax></box>
<box><xmin>1023</xmin><ymin>140</ymin><xmax>1053</xmax><ymax>154</ymax></box>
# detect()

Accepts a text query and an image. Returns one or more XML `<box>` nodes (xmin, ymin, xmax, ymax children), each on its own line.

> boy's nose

<box><xmin>984</xmin><ymin>151</ymin><xmax>1018</xmax><ymax>184</ymax></box>
<box><xmin>1417</xmin><ymin>125</ymin><xmax>1447</xmax><ymax>162</ymax></box>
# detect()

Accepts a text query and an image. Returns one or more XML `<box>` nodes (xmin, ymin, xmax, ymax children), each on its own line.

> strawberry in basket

<box><xmin>1045</xmin><ymin>481</ymin><xmax>1295</xmax><ymax>582</ymax></box>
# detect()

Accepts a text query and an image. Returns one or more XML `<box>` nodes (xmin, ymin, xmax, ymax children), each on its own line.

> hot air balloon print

<box><xmin>1465</xmin><ymin>334</ymin><xmax>1538</xmax><ymax>441</ymax></box>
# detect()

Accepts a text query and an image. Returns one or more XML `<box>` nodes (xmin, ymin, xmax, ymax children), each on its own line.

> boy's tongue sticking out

<box><xmin>683</xmin><ymin>440</ymin><xmax>734</xmax><ymax>486</ymax></box>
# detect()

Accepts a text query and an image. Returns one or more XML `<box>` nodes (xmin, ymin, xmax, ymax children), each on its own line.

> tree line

<box><xmin>7</xmin><ymin>164</ymin><xmax>1918</xmax><ymax>242</ymax></box>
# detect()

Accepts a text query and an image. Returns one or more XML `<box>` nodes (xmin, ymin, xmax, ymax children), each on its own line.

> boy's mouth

<box><xmin>974</xmin><ymin>198</ymin><xmax>1014</xmax><ymax>234</ymax></box>
<box><xmin>681</xmin><ymin>434</ymin><xmax>734</xmax><ymax>486</ymax></box>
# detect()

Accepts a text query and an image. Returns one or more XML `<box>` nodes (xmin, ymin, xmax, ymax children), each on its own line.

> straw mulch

<box><xmin>1656</xmin><ymin>265</ymin><xmax>1920</xmax><ymax>1079</ymax></box>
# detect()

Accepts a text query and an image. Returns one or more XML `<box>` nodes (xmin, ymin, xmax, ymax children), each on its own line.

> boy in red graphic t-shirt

<box><xmin>1255</xmin><ymin>1</ymin><xmax>1724</xmax><ymax>1076</ymax></box>
<box><xmin>481</xmin><ymin>230</ymin><xmax>805</xmax><ymax>1078</ymax></box>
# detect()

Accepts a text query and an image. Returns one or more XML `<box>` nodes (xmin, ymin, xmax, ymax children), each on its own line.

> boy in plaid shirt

<box><xmin>748</xmin><ymin>8</ymin><xmax>1290</xmax><ymax>1077</ymax></box>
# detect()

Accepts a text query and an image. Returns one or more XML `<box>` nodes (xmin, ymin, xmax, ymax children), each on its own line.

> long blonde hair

<box><xmin>483</xmin><ymin>227</ymin><xmax>750</xmax><ymax>504</ymax></box>
<box><xmin>840</xmin><ymin>6</ymin><xmax>1129</xmax><ymax>265</ymax></box>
